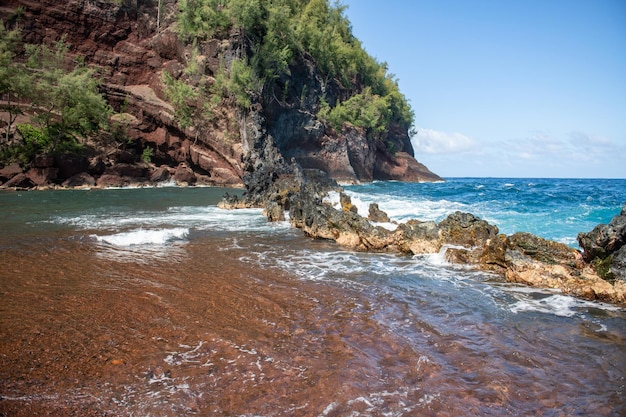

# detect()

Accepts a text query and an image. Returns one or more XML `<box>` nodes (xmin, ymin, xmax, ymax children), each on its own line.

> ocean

<box><xmin>0</xmin><ymin>178</ymin><xmax>625</xmax><ymax>416</ymax></box>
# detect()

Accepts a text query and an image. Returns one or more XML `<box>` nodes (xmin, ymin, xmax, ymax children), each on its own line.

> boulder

<box><xmin>173</xmin><ymin>163</ymin><xmax>196</xmax><ymax>185</ymax></box>
<box><xmin>577</xmin><ymin>206</ymin><xmax>626</xmax><ymax>284</ymax></box>
<box><xmin>88</xmin><ymin>157</ymin><xmax>106</xmax><ymax>176</ymax></box>
<box><xmin>54</xmin><ymin>154</ymin><xmax>89</xmax><ymax>181</ymax></box>
<box><xmin>393</xmin><ymin>220</ymin><xmax>440</xmax><ymax>254</ymax></box>
<box><xmin>62</xmin><ymin>172</ymin><xmax>96</xmax><ymax>188</ymax></box>
<box><xmin>96</xmin><ymin>174</ymin><xmax>127</xmax><ymax>188</ymax></box>
<box><xmin>26</xmin><ymin>167</ymin><xmax>59</xmax><ymax>186</ymax></box>
<box><xmin>578</xmin><ymin>206</ymin><xmax>626</xmax><ymax>261</ymax></box>
<box><xmin>106</xmin><ymin>163</ymin><xmax>149</xmax><ymax>178</ymax></box>
<box><xmin>0</xmin><ymin>162</ymin><xmax>23</xmax><ymax>182</ymax></box>
<box><xmin>150</xmin><ymin>166</ymin><xmax>171</xmax><ymax>183</ymax></box>
<box><xmin>438</xmin><ymin>211</ymin><xmax>499</xmax><ymax>248</ymax></box>
<box><xmin>1</xmin><ymin>173</ymin><xmax>35</xmax><ymax>189</ymax></box>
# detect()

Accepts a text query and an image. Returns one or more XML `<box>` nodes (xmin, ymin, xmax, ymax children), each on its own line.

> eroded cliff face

<box><xmin>0</xmin><ymin>0</ymin><xmax>441</xmax><ymax>187</ymax></box>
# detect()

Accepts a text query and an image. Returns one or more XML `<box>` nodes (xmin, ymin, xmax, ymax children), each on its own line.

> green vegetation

<box><xmin>318</xmin><ymin>87</ymin><xmax>391</xmax><ymax>136</ymax></box>
<box><xmin>593</xmin><ymin>255</ymin><xmax>615</xmax><ymax>283</ymax></box>
<box><xmin>174</xmin><ymin>0</ymin><xmax>414</xmax><ymax>136</ymax></box>
<box><xmin>162</xmin><ymin>70</ymin><xmax>198</xmax><ymax>128</ymax></box>
<box><xmin>1</xmin><ymin>23</ymin><xmax>111</xmax><ymax>165</ymax></box>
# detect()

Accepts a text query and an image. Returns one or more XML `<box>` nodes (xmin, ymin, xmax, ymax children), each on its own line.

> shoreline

<box><xmin>0</xmin><ymin>233</ymin><xmax>434</xmax><ymax>416</ymax></box>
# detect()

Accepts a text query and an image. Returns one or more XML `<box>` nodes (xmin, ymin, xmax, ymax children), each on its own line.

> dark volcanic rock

<box><xmin>611</xmin><ymin>246</ymin><xmax>626</xmax><ymax>281</ymax></box>
<box><xmin>438</xmin><ymin>211</ymin><xmax>499</xmax><ymax>248</ymax></box>
<box><xmin>578</xmin><ymin>206</ymin><xmax>626</xmax><ymax>261</ymax></box>
<box><xmin>54</xmin><ymin>154</ymin><xmax>90</xmax><ymax>181</ymax></box>
<box><xmin>578</xmin><ymin>206</ymin><xmax>626</xmax><ymax>284</ymax></box>
<box><xmin>62</xmin><ymin>172</ymin><xmax>96</xmax><ymax>188</ymax></box>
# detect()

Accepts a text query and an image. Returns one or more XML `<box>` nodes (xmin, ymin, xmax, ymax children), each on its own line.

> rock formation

<box><xmin>0</xmin><ymin>0</ymin><xmax>441</xmax><ymax>189</ymax></box>
<box><xmin>221</xmin><ymin>166</ymin><xmax>626</xmax><ymax>304</ymax></box>
<box><xmin>578</xmin><ymin>206</ymin><xmax>626</xmax><ymax>282</ymax></box>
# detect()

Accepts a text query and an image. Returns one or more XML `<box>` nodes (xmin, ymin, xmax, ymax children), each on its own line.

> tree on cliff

<box><xmin>173</xmin><ymin>0</ymin><xmax>414</xmax><ymax>140</ymax></box>
<box><xmin>0</xmin><ymin>21</ymin><xmax>28</xmax><ymax>144</ymax></box>
<box><xmin>0</xmin><ymin>27</ymin><xmax>111</xmax><ymax>164</ymax></box>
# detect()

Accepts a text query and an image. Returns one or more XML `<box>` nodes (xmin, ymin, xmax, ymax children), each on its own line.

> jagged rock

<box><xmin>339</xmin><ymin>193</ymin><xmax>358</xmax><ymax>213</ymax></box>
<box><xmin>368</xmin><ymin>203</ymin><xmax>390</xmax><ymax>223</ymax></box>
<box><xmin>393</xmin><ymin>220</ymin><xmax>440</xmax><ymax>254</ymax></box>
<box><xmin>507</xmin><ymin>232</ymin><xmax>580</xmax><ymax>267</ymax></box>
<box><xmin>264</xmin><ymin>201</ymin><xmax>285</xmax><ymax>222</ymax></box>
<box><xmin>438</xmin><ymin>211</ymin><xmax>499</xmax><ymax>248</ymax></box>
<box><xmin>0</xmin><ymin>162</ymin><xmax>23</xmax><ymax>183</ymax></box>
<box><xmin>611</xmin><ymin>246</ymin><xmax>626</xmax><ymax>281</ymax></box>
<box><xmin>578</xmin><ymin>206</ymin><xmax>626</xmax><ymax>261</ymax></box>
<box><xmin>479</xmin><ymin>234</ymin><xmax>508</xmax><ymax>271</ymax></box>
<box><xmin>504</xmin><ymin>248</ymin><xmax>623</xmax><ymax>303</ymax></box>
<box><xmin>2</xmin><ymin>173</ymin><xmax>35</xmax><ymax>189</ymax></box>
<box><xmin>26</xmin><ymin>167</ymin><xmax>59</xmax><ymax>186</ymax></box>
<box><xmin>62</xmin><ymin>172</ymin><xmax>96</xmax><ymax>188</ymax></box>
<box><xmin>150</xmin><ymin>166</ymin><xmax>171</xmax><ymax>183</ymax></box>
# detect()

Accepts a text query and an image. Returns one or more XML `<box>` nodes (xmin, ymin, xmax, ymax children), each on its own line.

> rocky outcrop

<box><xmin>221</xmin><ymin>167</ymin><xmax>626</xmax><ymax>304</ymax></box>
<box><xmin>578</xmin><ymin>206</ymin><xmax>626</xmax><ymax>282</ymax></box>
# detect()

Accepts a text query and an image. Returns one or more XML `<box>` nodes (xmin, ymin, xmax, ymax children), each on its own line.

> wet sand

<box><xmin>0</xmin><ymin>234</ymin><xmax>434</xmax><ymax>416</ymax></box>
<box><xmin>1</xmin><ymin>229</ymin><xmax>625</xmax><ymax>416</ymax></box>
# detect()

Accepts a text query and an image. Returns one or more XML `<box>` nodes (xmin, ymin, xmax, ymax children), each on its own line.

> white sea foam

<box><xmin>344</xmin><ymin>189</ymin><xmax>470</xmax><ymax>224</ymax></box>
<box><xmin>507</xmin><ymin>290</ymin><xmax>622</xmax><ymax>317</ymax></box>
<box><xmin>93</xmin><ymin>227</ymin><xmax>189</xmax><ymax>246</ymax></box>
<box><xmin>54</xmin><ymin>206</ymin><xmax>281</xmax><ymax>235</ymax></box>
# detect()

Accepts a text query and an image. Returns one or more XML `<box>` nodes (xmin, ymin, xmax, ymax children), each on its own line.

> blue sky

<box><xmin>341</xmin><ymin>0</ymin><xmax>626</xmax><ymax>178</ymax></box>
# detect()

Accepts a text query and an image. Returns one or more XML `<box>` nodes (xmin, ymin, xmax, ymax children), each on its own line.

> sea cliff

<box><xmin>0</xmin><ymin>0</ymin><xmax>441</xmax><ymax>189</ymax></box>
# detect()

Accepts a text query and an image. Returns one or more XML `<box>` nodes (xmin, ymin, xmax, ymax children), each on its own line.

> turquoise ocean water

<box><xmin>345</xmin><ymin>177</ymin><xmax>626</xmax><ymax>246</ymax></box>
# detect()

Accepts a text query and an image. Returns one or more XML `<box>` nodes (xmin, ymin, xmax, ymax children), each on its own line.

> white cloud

<box><xmin>411</xmin><ymin>127</ymin><xmax>478</xmax><ymax>154</ymax></box>
<box><xmin>412</xmin><ymin>127</ymin><xmax>626</xmax><ymax>178</ymax></box>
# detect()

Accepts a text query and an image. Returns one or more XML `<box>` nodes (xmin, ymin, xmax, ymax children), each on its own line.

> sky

<box><xmin>341</xmin><ymin>0</ymin><xmax>626</xmax><ymax>178</ymax></box>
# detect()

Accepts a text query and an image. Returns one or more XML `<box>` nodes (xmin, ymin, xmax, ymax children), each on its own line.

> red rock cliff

<box><xmin>0</xmin><ymin>0</ymin><xmax>442</xmax><ymax>186</ymax></box>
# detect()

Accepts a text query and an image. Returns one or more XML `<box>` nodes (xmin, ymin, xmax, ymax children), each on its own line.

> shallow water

<box><xmin>0</xmin><ymin>185</ymin><xmax>625</xmax><ymax>416</ymax></box>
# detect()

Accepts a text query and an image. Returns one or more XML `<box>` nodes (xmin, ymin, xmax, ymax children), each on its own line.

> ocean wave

<box><xmin>92</xmin><ymin>227</ymin><xmax>189</xmax><ymax>246</ymax></box>
<box><xmin>506</xmin><ymin>287</ymin><xmax>622</xmax><ymax>317</ymax></box>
